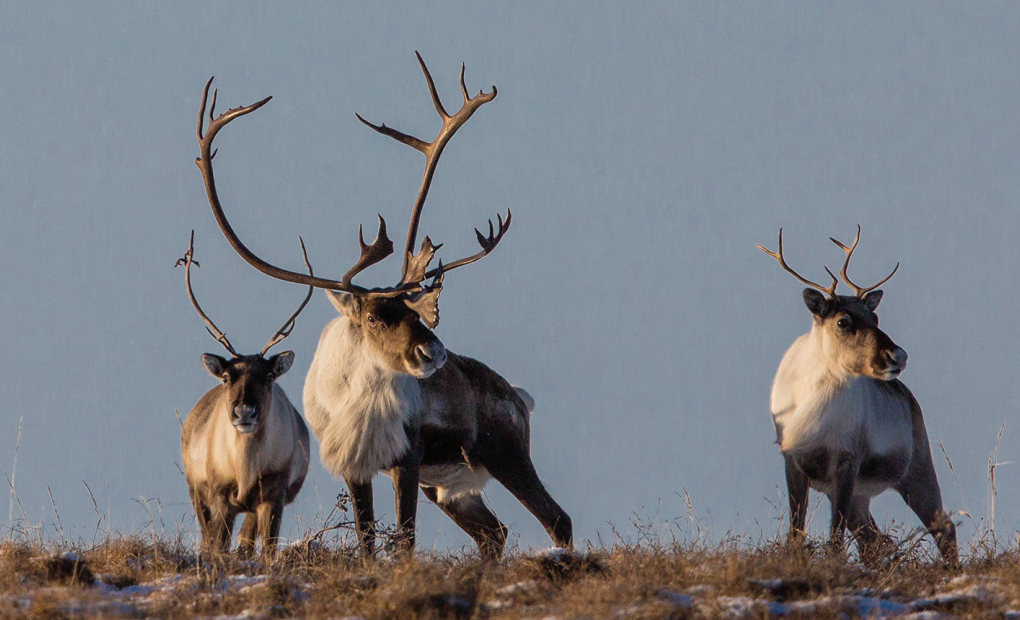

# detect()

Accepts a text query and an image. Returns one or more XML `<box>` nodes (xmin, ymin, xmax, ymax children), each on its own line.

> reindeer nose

<box><xmin>233</xmin><ymin>405</ymin><xmax>256</xmax><ymax>423</ymax></box>
<box><xmin>415</xmin><ymin>345</ymin><xmax>434</xmax><ymax>365</ymax></box>
<box><xmin>886</xmin><ymin>348</ymin><xmax>908</xmax><ymax>369</ymax></box>
<box><xmin>415</xmin><ymin>342</ymin><xmax>447</xmax><ymax>369</ymax></box>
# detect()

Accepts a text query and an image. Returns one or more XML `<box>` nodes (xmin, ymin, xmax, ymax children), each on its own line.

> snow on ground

<box><xmin>3</xmin><ymin>548</ymin><xmax>1019</xmax><ymax>620</ymax></box>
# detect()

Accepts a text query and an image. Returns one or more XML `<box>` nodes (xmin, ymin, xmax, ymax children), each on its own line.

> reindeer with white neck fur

<box><xmin>758</xmin><ymin>227</ymin><xmax>956</xmax><ymax>565</ymax></box>
<box><xmin>194</xmin><ymin>54</ymin><xmax>571</xmax><ymax>559</ymax></box>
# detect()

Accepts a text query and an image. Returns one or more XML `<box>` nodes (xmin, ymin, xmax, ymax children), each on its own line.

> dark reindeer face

<box><xmin>803</xmin><ymin>289</ymin><xmax>907</xmax><ymax>381</ymax></box>
<box><xmin>328</xmin><ymin>291</ymin><xmax>447</xmax><ymax>378</ymax></box>
<box><xmin>202</xmin><ymin>352</ymin><xmax>294</xmax><ymax>434</ymax></box>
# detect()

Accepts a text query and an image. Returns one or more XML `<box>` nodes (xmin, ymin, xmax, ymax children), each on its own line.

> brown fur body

<box><xmin>304</xmin><ymin>294</ymin><xmax>572</xmax><ymax>559</ymax></box>
<box><xmin>771</xmin><ymin>291</ymin><xmax>957</xmax><ymax>564</ymax></box>
<box><xmin>182</xmin><ymin>354</ymin><xmax>309</xmax><ymax>559</ymax></box>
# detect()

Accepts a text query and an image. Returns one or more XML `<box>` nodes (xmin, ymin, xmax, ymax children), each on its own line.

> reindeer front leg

<box><xmin>390</xmin><ymin>429</ymin><xmax>423</xmax><ymax>555</ymax></box>
<box><xmin>346</xmin><ymin>478</ymin><xmax>376</xmax><ymax>559</ymax></box>
<box><xmin>256</xmin><ymin>500</ymin><xmax>284</xmax><ymax>561</ymax></box>
<box><xmin>784</xmin><ymin>453</ymin><xmax>809</xmax><ymax>542</ymax></box>
<box><xmin>829</xmin><ymin>452</ymin><xmax>857</xmax><ymax>550</ymax></box>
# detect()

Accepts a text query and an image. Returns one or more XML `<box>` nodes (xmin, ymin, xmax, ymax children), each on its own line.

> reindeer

<box><xmin>193</xmin><ymin>54</ymin><xmax>571</xmax><ymax>559</ymax></box>
<box><xmin>178</xmin><ymin>232</ymin><xmax>312</xmax><ymax>560</ymax></box>
<box><xmin>757</xmin><ymin>227</ymin><xmax>957</xmax><ymax>564</ymax></box>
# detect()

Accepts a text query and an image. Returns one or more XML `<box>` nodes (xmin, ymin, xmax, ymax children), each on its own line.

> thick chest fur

<box><xmin>183</xmin><ymin>384</ymin><xmax>305</xmax><ymax>507</ymax></box>
<box><xmin>303</xmin><ymin>317</ymin><xmax>422</xmax><ymax>483</ymax></box>
<box><xmin>770</xmin><ymin>337</ymin><xmax>914</xmax><ymax>497</ymax></box>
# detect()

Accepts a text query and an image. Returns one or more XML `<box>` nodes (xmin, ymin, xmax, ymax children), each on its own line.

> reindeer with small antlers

<box><xmin>178</xmin><ymin>232</ymin><xmax>312</xmax><ymax>560</ymax></box>
<box><xmin>758</xmin><ymin>226</ymin><xmax>956</xmax><ymax>564</ymax></box>
<box><xmin>194</xmin><ymin>54</ymin><xmax>571</xmax><ymax>559</ymax></box>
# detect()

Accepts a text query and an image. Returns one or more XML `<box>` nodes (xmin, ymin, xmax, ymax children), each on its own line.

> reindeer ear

<box><xmin>862</xmin><ymin>289</ymin><xmax>883</xmax><ymax>311</ymax></box>
<box><xmin>802</xmin><ymin>289</ymin><xmax>829</xmax><ymax>318</ymax></box>
<box><xmin>405</xmin><ymin>264</ymin><xmax>444</xmax><ymax>329</ymax></box>
<box><xmin>202</xmin><ymin>354</ymin><xmax>228</xmax><ymax>379</ymax></box>
<box><xmin>327</xmin><ymin>290</ymin><xmax>360</xmax><ymax>317</ymax></box>
<box><xmin>270</xmin><ymin>351</ymin><xmax>294</xmax><ymax>377</ymax></box>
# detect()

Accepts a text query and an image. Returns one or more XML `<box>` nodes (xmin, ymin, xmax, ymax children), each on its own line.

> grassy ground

<box><xmin>2</xmin><ymin>508</ymin><xmax>1020</xmax><ymax>620</ymax></box>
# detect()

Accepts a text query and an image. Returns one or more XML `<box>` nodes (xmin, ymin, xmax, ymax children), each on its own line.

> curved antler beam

<box><xmin>757</xmin><ymin>228</ymin><xmax>839</xmax><ymax>298</ymax></box>
<box><xmin>829</xmin><ymin>225</ymin><xmax>899</xmax><ymax>298</ymax></box>
<box><xmin>261</xmin><ymin>237</ymin><xmax>316</xmax><ymax>356</ymax></box>
<box><xmin>176</xmin><ymin>230</ymin><xmax>239</xmax><ymax>357</ymax></box>
<box><xmin>196</xmin><ymin>77</ymin><xmax>419</xmax><ymax>298</ymax></box>
<box><xmin>356</xmin><ymin>52</ymin><xmax>498</xmax><ymax>281</ymax></box>
<box><xmin>424</xmin><ymin>209</ymin><xmax>512</xmax><ymax>278</ymax></box>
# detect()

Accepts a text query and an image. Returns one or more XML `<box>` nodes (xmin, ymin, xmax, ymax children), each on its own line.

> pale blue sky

<box><xmin>1</xmin><ymin>2</ymin><xmax>1019</xmax><ymax>552</ymax></box>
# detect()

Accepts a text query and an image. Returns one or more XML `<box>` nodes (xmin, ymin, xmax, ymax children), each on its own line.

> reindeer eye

<box><xmin>836</xmin><ymin>317</ymin><xmax>852</xmax><ymax>330</ymax></box>
<box><xmin>367</xmin><ymin>315</ymin><xmax>377</xmax><ymax>325</ymax></box>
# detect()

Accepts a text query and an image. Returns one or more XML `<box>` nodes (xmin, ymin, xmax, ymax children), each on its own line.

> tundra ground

<box><xmin>2</xmin><ymin>504</ymin><xmax>1020</xmax><ymax>620</ymax></box>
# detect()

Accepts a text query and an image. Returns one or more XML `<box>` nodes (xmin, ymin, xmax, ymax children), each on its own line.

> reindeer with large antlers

<box><xmin>195</xmin><ymin>54</ymin><xmax>571</xmax><ymax>558</ymax></box>
<box><xmin>178</xmin><ymin>232</ymin><xmax>312</xmax><ymax>560</ymax></box>
<box><xmin>758</xmin><ymin>227</ymin><xmax>956</xmax><ymax>564</ymax></box>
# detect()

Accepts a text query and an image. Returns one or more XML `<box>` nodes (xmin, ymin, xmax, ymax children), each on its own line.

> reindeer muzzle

<box><xmin>232</xmin><ymin>405</ymin><xmax>259</xmax><ymax>433</ymax></box>
<box><xmin>881</xmin><ymin>347</ymin><xmax>908</xmax><ymax>380</ymax></box>
<box><xmin>412</xmin><ymin>341</ymin><xmax>448</xmax><ymax>378</ymax></box>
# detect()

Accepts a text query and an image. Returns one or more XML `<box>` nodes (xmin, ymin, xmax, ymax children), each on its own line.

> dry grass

<box><xmin>2</xmin><ymin>513</ymin><xmax>1020</xmax><ymax>620</ymax></box>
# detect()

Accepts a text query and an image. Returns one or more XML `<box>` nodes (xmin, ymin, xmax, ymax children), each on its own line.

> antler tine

<box><xmin>830</xmin><ymin>225</ymin><xmax>899</xmax><ymax>297</ymax></box>
<box><xmin>341</xmin><ymin>215</ymin><xmax>395</xmax><ymax>287</ymax></box>
<box><xmin>757</xmin><ymin>228</ymin><xmax>839</xmax><ymax>298</ymax></box>
<box><xmin>261</xmin><ymin>237</ymin><xmax>316</xmax><ymax>356</ymax></box>
<box><xmin>356</xmin><ymin>52</ymin><xmax>497</xmax><ymax>282</ymax></box>
<box><xmin>176</xmin><ymin>231</ymin><xmax>238</xmax><ymax>357</ymax></box>
<box><xmin>424</xmin><ymin>209</ymin><xmax>512</xmax><ymax>278</ymax></box>
<box><xmin>196</xmin><ymin>78</ymin><xmax>419</xmax><ymax>298</ymax></box>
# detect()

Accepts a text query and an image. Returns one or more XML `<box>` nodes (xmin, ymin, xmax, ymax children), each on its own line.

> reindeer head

<box><xmin>200</xmin><ymin>352</ymin><xmax>294</xmax><ymax>433</ymax></box>
<box><xmin>194</xmin><ymin>54</ymin><xmax>508</xmax><ymax>380</ymax></box>
<box><xmin>178</xmin><ymin>232</ymin><xmax>312</xmax><ymax>433</ymax></box>
<box><xmin>759</xmin><ymin>226</ymin><xmax>907</xmax><ymax>381</ymax></box>
<box><xmin>326</xmin><ymin>288</ymin><xmax>448</xmax><ymax>379</ymax></box>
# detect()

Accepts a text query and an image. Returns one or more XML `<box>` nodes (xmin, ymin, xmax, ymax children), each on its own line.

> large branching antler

<box><xmin>829</xmin><ymin>225</ymin><xmax>899</xmax><ymax>298</ymax></box>
<box><xmin>757</xmin><ymin>229</ymin><xmax>840</xmax><ymax>298</ymax></box>
<box><xmin>356</xmin><ymin>52</ymin><xmax>508</xmax><ymax>284</ymax></box>
<box><xmin>196</xmin><ymin>77</ymin><xmax>417</xmax><ymax>297</ymax></box>
<box><xmin>177</xmin><ymin>230</ymin><xmax>238</xmax><ymax>357</ymax></box>
<box><xmin>261</xmin><ymin>237</ymin><xmax>316</xmax><ymax>356</ymax></box>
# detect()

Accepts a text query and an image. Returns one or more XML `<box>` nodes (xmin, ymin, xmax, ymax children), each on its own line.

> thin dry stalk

<box><xmin>987</xmin><ymin>420</ymin><xmax>1009</xmax><ymax>544</ymax></box>
<box><xmin>82</xmin><ymin>480</ymin><xmax>106</xmax><ymax>545</ymax></box>
<box><xmin>47</xmin><ymin>486</ymin><xmax>65</xmax><ymax>544</ymax></box>
<box><xmin>935</xmin><ymin>432</ymin><xmax>977</xmax><ymax>532</ymax></box>
<box><xmin>8</xmin><ymin>417</ymin><xmax>23</xmax><ymax>527</ymax></box>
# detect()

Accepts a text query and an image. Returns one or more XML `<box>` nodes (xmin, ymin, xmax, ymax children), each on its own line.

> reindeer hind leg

<box><xmin>484</xmin><ymin>453</ymin><xmax>572</xmax><ymax>548</ymax></box>
<box><xmin>423</xmin><ymin>487</ymin><xmax>507</xmax><ymax>560</ymax></box>
<box><xmin>896</xmin><ymin>457</ymin><xmax>958</xmax><ymax>566</ymax></box>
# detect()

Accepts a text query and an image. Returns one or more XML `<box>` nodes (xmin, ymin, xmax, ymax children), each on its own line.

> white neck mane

<box><xmin>304</xmin><ymin>316</ymin><xmax>422</xmax><ymax>482</ymax></box>
<box><xmin>770</xmin><ymin>325</ymin><xmax>909</xmax><ymax>456</ymax></box>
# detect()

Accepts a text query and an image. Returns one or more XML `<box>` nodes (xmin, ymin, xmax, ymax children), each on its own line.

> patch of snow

<box><xmin>613</xmin><ymin>604</ymin><xmax>642</xmax><ymax>617</ymax></box>
<box><xmin>60</xmin><ymin>599</ymin><xmax>137</xmax><ymax>617</ymax></box>
<box><xmin>902</xmin><ymin>612</ymin><xmax>954</xmax><ymax>620</ymax></box>
<box><xmin>532</xmin><ymin>547</ymin><xmax>571</xmax><ymax>562</ymax></box>
<box><xmin>655</xmin><ymin>589</ymin><xmax>697</xmax><ymax>607</ymax></box>
<box><xmin>224</xmin><ymin>574</ymin><xmax>268</xmax><ymax>591</ymax></box>
<box><xmin>496</xmin><ymin>580</ymin><xmax>540</xmax><ymax>598</ymax></box>
<box><xmin>682</xmin><ymin>584</ymin><xmax>716</xmax><ymax>597</ymax></box>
